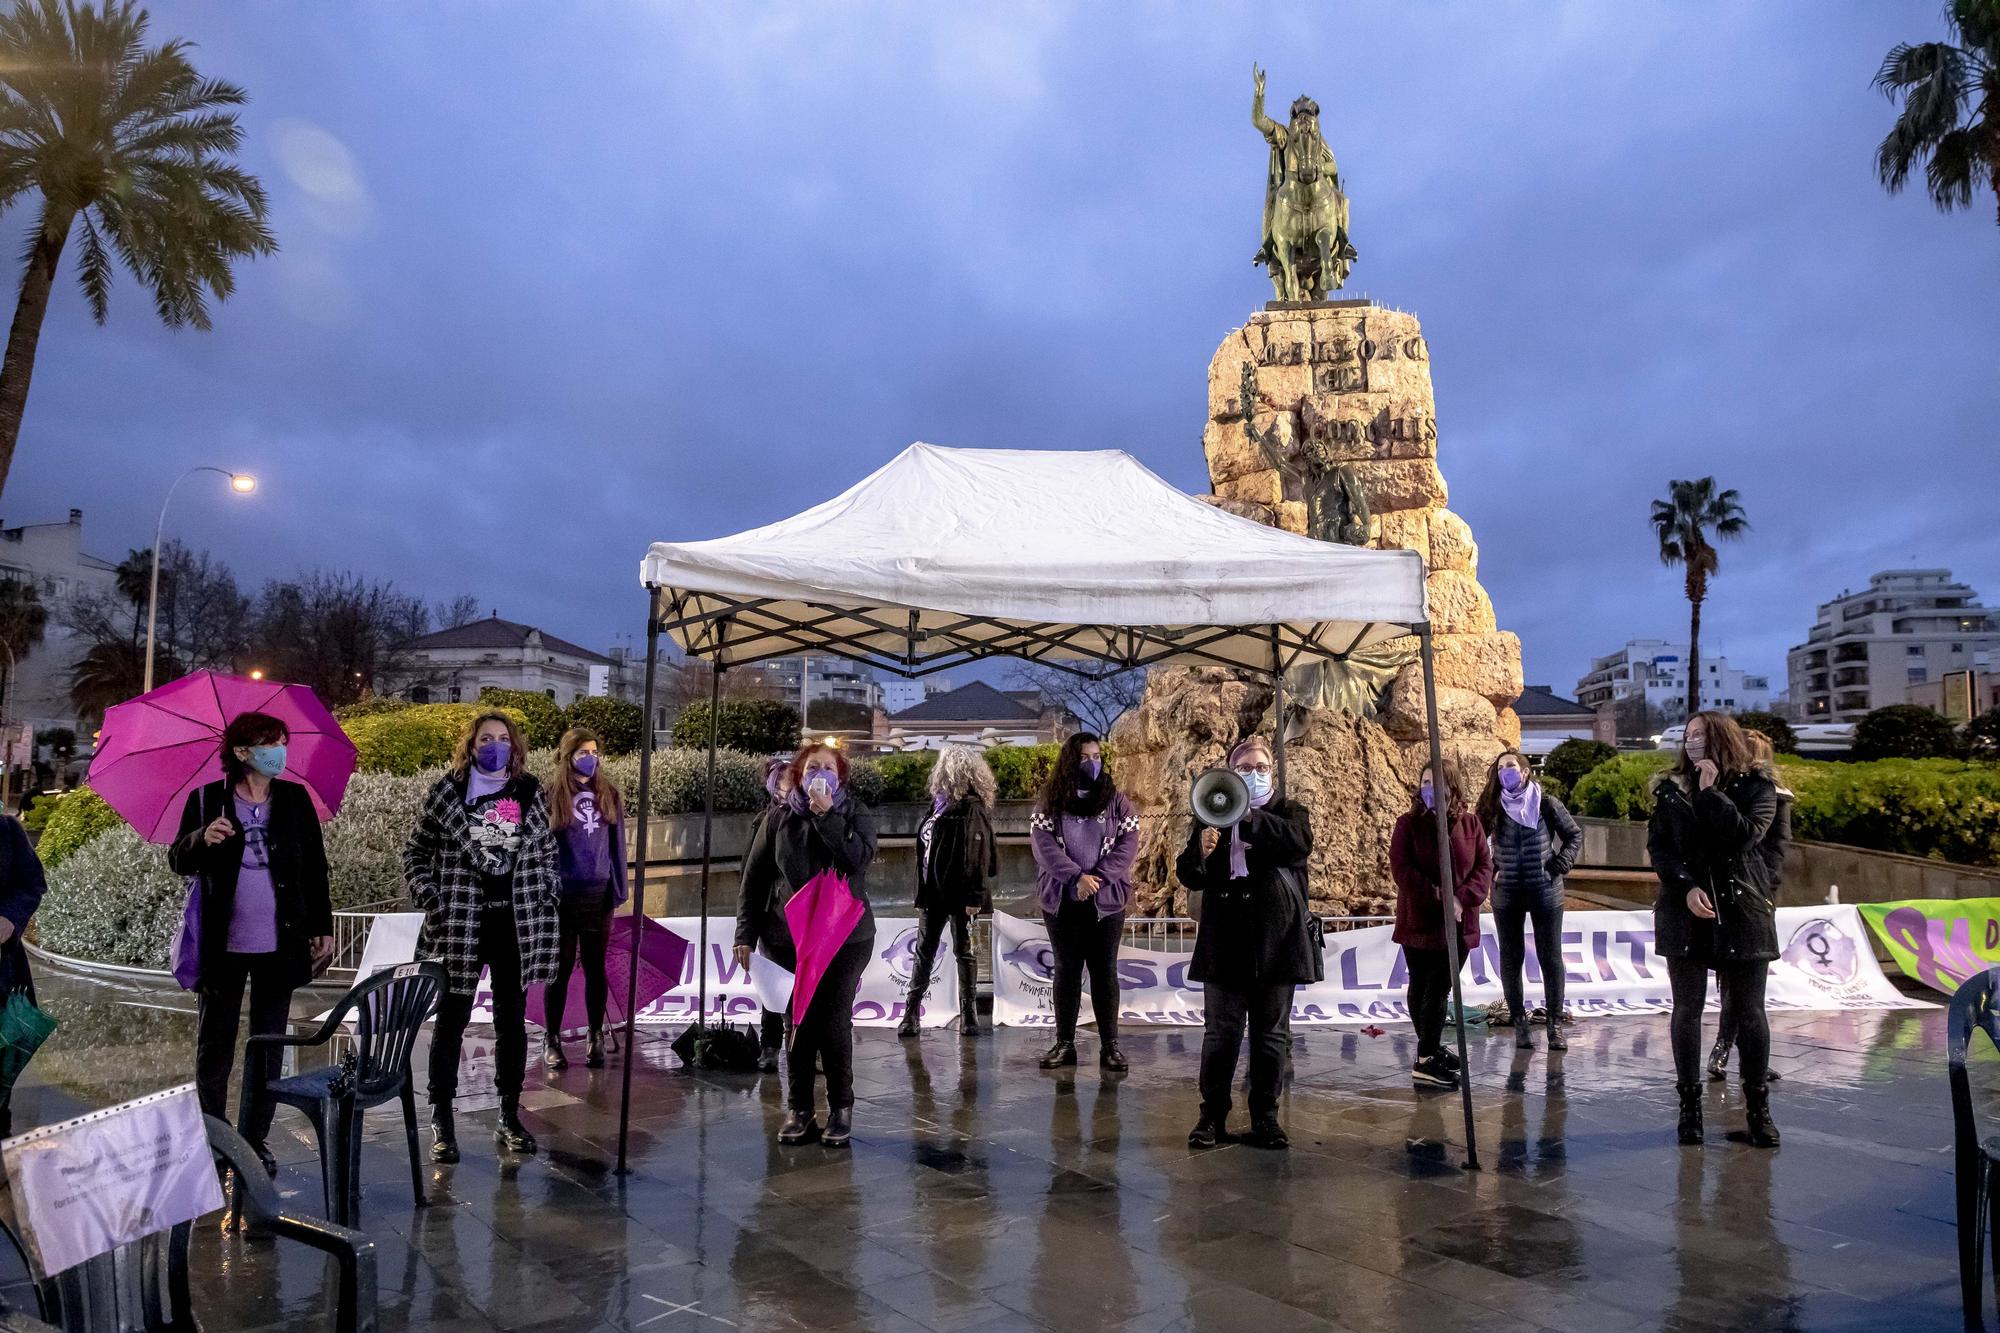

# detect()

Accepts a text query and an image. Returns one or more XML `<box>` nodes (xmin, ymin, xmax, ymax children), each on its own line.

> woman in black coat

<box><xmin>735</xmin><ymin>759</ymin><xmax>796</xmax><ymax>1072</ymax></box>
<box><xmin>0</xmin><ymin>814</ymin><xmax>46</xmax><ymax>1137</ymax></box>
<box><xmin>1649</xmin><ymin>711</ymin><xmax>1780</xmax><ymax>1149</ymax></box>
<box><xmin>770</xmin><ymin>742</ymin><xmax>878</xmax><ymax>1149</ymax></box>
<box><xmin>1175</xmin><ymin>736</ymin><xmax>1316</xmax><ymax>1152</ymax></box>
<box><xmin>1710</xmin><ymin>730</ymin><xmax>1793</xmax><ymax>1083</ymax></box>
<box><xmin>899</xmin><ymin>743</ymin><xmax>998</xmax><ymax>1038</ymax></box>
<box><xmin>168</xmin><ymin>711</ymin><xmax>334</xmax><ymax>1176</ymax></box>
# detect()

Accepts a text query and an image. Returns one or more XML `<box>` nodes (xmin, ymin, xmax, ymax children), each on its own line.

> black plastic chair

<box><xmin>247</xmin><ymin>961</ymin><xmax>445</xmax><ymax>1228</ymax></box>
<box><xmin>1949</xmin><ymin>965</ymin><xmax>2000</xmax><ymax>1330</ymax></box>
<box><xmin>0</xmin><ymin>1115</ymin><xmax>376</xmax><ymax>1333</ymax></box>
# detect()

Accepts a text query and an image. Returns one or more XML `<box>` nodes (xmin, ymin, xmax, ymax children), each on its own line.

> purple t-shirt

<box><xmin>226</xmin><ymin>793</ymin><xmax>279</xmax><ymax>954</ymax></box>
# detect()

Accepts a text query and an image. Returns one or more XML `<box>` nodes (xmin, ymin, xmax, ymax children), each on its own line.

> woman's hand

<box><xmin>1695</xmin><ymin>759</ymin><xmax>1719</xmax><ymax>791</ymax></box>
<box><xmin>310</xmin><ymin>935</ymin><xmax>335</xmax><ymax>968</ymax></box>
<box><xmin>965</xmin><ymin>904</ymin><xmax>980</xmax><ymax>918</ymax></box>
<box><xmin>733</xmin><ymin>944</ymin><xmax>752</xmax><ymax>969</ymax></box>
<box><xmin>807</xmin><ymin>783</ymin><xmax>833</xmax><ymax>815</ymax></box>
<box><xmin>1200</xmin><ymin>828</ymin><xmax>1221</xmax><ymax>857</ymax></box>
<box><xmin>1686</xmin><ymin>888</ymin><xmax>1717</xmax><ymax>920</ymax></box>
<box><xmin>1077</xmin><ymin>873</ymin><xmax>1101</xmax><ymax>900</ymax></box>
<box><xmin>202</xmin><ymin>814</ymin><xmax>236</xmax><ymax>845</ymax></box>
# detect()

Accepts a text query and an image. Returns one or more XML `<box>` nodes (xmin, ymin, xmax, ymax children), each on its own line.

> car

<box><xmin>1653</xmin><ymin>725</ymin><xmax>1686</xmax><ymax>751</ymax></box>
<box><xmin>1793</xmin><ymin>722</ymin><xmax>1856</xmax><ymax>756</ymax></box>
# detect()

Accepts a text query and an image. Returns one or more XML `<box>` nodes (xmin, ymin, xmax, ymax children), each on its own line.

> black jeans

<box><xmin>429</xmin><ymin>903</ymin><xmax>527</xmax><ymax>1105</ymax></box>
<box><xmin>1043</xmin><ymin>899</ymin><xmax>1124</xmax><ymax>1045</ymax></box>
<box><xmin>546</xmin><ymin>887</ymin><xmax>611</xmax><ymax>1036</ymax></box>
<box><xmin>195</xmin><ymin>951</ymin><xmax>296</xmax><ymax>1147</ymax></box>
<box><xmin>1492</xmin><ymin>889</ymin><xmax>1564</xmax><ymax>1021</ymax></box>
<box><xmin>908</xmin><ymin>908</ymin><xmax>973</xmax><ymax>1003</ymax></box>
<box><xmin>1405</xmin><ymin>946</ymin><xmax>1467</xmax><ymax>1058</ymax></box>
<box><xmin>788</xmin><ymin>934</ymin><xmax>871</xmax><ymax>1113</ymax></box>
<box><xmin>1199</xmin><ymin>981</ymin><xmax>1294</xmax><ymax>1119</ymax></box>
<box><xmin>1668</xmin><ymin>956</ymin><xmax>1770</xmax><ymax>1085</ymax></box>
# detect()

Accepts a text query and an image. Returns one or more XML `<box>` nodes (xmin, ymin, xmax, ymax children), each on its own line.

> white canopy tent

<box><xmin>615</xmin><ymin>443</ymin><xmax>1480</xmax><ymax>1170</ymax></box>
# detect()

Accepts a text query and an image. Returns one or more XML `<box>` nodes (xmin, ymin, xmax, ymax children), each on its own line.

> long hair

<box><xmin>1038</xmin><ymin>732</ymin><xmax>1111</xmax><ymax>817</ymax></box>
<box><xmin>1408</xmin><ymin>759</ymin><xmax>1467</xmax><ymax>820</ymax></box>
<box><xmin>929</xmin><ymin>742</ymin><xmax>996</xmax><ymax>809</ymax></box>
<box><xmin>786</xmin><ymin>741</ymin><xmax>849</xmax><ymax>793</ymax></box>
<box><xmin>1475</xmin><ymin>747</ymin><xmax>1532</xmax><ymax>833</ymax></box>
<box><xmin>220</xmin><ymin>711</ymin><xmax>287</xmax><ymax>787</ymax></box>
<box><xmin>549</xmin><ymin>726</ymin><xmax>622</xmax><ymax>830</ymax></box>
<box><xmin>450</xmin><ymin>710</ymin><xmax>527</xmax><ymax>780</ymax></box>
<box><xmin>1668</xmin><ymin>711</ymin><xmax>1757</xmax><ymax>784</ymax></box>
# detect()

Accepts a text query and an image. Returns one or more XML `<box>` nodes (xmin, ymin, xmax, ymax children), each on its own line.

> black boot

<box><xmin>1745</xmin><ymin>1082</ymin><xmax>1781</xmax><ymax>1149</ymax></box>
<box><xmin>958</xmin><ymin>956</ymin><xmax>980</xmax><ymax>1033</ymax></box>
<box><xmin>544</xmin><ymin>1038</ymin><xmax>567</xmax><ymax>1070</ymax></box>
<box><xmin>430</xmin><ymin>1101</ymin><xmax>460</xmax><ymax>1164</ymax></box>
<box><xmin>1676</xmin><ymin>1081</ymin><xmax>1704</xmax><ymax>1146</ymax></box>
<box><xmin>902</xmin><ymin>917</ymin><xmax>936</xmax><ymax>1039</ymax></box>
<box><xmin>586</xmin><ymin>1029</ymin><xmax>605</xmax><ymax>1069</ymax></box>
<box><xmin>778</xmin><ymin>1108</ymin><xmax>818</xmax><ymax>1144</ymax></box>
<box><xmin>1706</xmin><ymin>1037</ymin><xmax>1730</xmax><ymax>1081</ymax></box>
<box><xmin>1545</xmin><ymin>1012</ymin><xmax>1568</xmax><ymax>1052</ymax></box>
<box><xmin>1100</xmin><ymin>1042</ymin><xmax>1129</xmax><ymax>1073</ymax></box>
<box><xmin>1513</xmin><ymin>1009</ymin><xmax>1534</xmax><ymax>1050</ymax></box>
<box><xmin>896</xmin><ymin>1006</ymin><xmax>922</xmax><ymax>1039</ymax></box>
<box><xmin>496</xmin><ymin>1097</ymin><xmax>537</xmax><ymax>1155</ymax></box>
<box><xmin>824</xmin><ymin>1107</ymin><xmax>852</xmax><ymax>1148</ymax></box>
<box><xmin>1039</xmin><ymin>1040</ymin><xmax>1077</xmax><ymax>1069</ymax></box>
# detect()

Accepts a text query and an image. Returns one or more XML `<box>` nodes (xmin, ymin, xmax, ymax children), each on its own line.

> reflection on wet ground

<box><xmin>7</xmin><ymin>960</ymin><xmax>1988</xmax><ymax>1331</ymax></box>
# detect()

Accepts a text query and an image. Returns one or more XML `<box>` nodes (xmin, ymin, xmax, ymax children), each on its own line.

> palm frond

<box><xmin>1924</xmin><ymin>126</ymin><xmax>1981</xmax><ymax>209</ymax></box>
<box><xmin>72</xmin><ymin>208</ymin><xmax>108</xmax><ymax>321</ymax></box>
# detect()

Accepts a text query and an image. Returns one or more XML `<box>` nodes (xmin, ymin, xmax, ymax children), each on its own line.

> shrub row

<box><xmin>334</xmin><ymin>693</ymin><xmax>649</xmax><ymax>767</ymax></box>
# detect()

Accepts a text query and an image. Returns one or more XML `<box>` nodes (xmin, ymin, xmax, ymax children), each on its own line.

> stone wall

<box><xmin>1114</xmin><ymin>303</ymin><xmax>1523</xmax><ymax>917</ymax></box>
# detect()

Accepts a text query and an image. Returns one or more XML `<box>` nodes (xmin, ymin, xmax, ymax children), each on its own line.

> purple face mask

<box><xmin>1498</xmin><ymin>766</ymin><xmax>1523</xmax><ymax>793</ymax></box>
<box><xmin>806</xmin><ymin>769</ymin><xmax>840</xmax><ymax>803</ymax></box>
<box><xmin>475</xmin><ymin>740</ymin><xmax>511</xmax><ymax>774</ymax></box>
<box><xmin>1080</xmin><ymin>757</ymin><xmax>1102</xmax><ymax>781</ymax></box>
<box><xmin>573</xmin><ymin>753</ymin><xmax>599</xmax><ymax>778</ymax></box>
<box><xmin>1419</xmin><ymin>781</ymin><xmax>1435</xmax><ymax>810</ymax></box>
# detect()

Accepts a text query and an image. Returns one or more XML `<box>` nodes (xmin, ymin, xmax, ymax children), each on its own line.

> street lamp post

<box><xmin>144</xmin><ymin>466</ymin><xmax>255</xmax><ymax>694</ymax></box>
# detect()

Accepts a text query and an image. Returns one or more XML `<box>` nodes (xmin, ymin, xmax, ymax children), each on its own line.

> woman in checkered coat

<box><xmin>403</xmin><ymin>711</ymin><xmax>562</xmax><ymax>1162</ymax></box>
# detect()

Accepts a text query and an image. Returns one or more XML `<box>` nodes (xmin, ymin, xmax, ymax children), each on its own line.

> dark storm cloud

<box><xmin>5</xmin><ymin>2</ymin><xmax>1993</xmax><ymax>689</ymax></box>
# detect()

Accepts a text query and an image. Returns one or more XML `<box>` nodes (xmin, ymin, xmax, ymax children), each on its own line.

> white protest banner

<box><xmin>990</xmin><ymin>906</ymin><xmax>1925</xmax><ymax>1027</ymax></box>
<box><xmin>749</xmin><ymin>952</ymin><xmax>794</xmax><ymax>1014</ymax></box>
<box><xmin>1</xmin><ymin>1084</ymin><xmax>223</xmax><ymax>1278</ymax></box>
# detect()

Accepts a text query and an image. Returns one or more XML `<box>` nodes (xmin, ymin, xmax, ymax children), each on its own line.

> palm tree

<box><xmin>0</xmin><ymin>577</ymin><xmax>44</xmax><ymax>710</ymax></box>
<box><xmin>0</xmin><ymin>0</ymin><xmax>276</xmax><ymax>501</ymax></box>
<box><xmin>68</xmin><ymin>636</ymin><xmax>154</xmax><ymax>722</ymax></box>
<box><xmin>1873</xmin><ymin>0</ymin><xmax>2000</xmax><ymax>225</ymax></box>
<box><xmin>1650</xmin><ymin>478</ymin><xmax>1749</xmax><ymax>718</ymax></box>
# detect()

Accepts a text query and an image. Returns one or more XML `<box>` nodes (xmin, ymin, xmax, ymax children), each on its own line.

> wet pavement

<box><xmin>5</xmin><ymin>958</ymin><xmax>1988</xmax><ymax>1332</ymax></box>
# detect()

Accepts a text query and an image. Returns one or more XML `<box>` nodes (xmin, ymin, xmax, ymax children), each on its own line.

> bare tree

<box><xmin>1007</xmin><ymin>661</ymin><xmax>1148</xmax><ymax>737</ymax></box>
<box><xmin>432</xmin><ymin>594</ymin><xmax>482</xmax><ymax>630</ymax></box>
<box><xmin>249</xmin><ymin>571</ymin><xmax>430</xmax><ymax>705</ymax></box>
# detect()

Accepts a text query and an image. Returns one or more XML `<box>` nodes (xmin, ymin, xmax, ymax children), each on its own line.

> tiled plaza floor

<box><xmin>7</xmin><ymin>963</ymin><xmax>1986</xmax><ymax>1331</ymax></box>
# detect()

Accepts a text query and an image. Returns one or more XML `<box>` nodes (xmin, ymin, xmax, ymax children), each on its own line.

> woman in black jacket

<box><xmin>168</xmin><ymin>711</ymin><xmax>334</xmax><ymax>1177</ymax></box>
<box><xmin>1709</xmin><ymin>731</ymin><xmax>1793</xmax><ymax>1083</ymax></box>
<box><xmin>1649</xmin><ymin>711</ymin><xmax>1780</xmax><ymax>1149</ymax></box>
<box><xmin>0</xmin><ymin>814</ymin><xmax>46</xmax><ymax>1138</ymax></box>
<box><xmin>771</xmin><ymin>742</ymin><xmax>878</xmax><ymax>1148</ymax></box>
<box><xmin>1476</xmin><ymin>749</ymin><xmax>1581</xmax><ymax>1053</ymax></box>
<box><xmin>1175</xmin><ymin>736</ymin><xmax>1315</xmax><ymax>1152</ymax></box>
<box><xmin>899</xmin><ymin>743</ymin><xmax>998</xmax><ymax>1038</ymax></box>
<box><xmin>735</xmin><ymin>759</ymin><xmax>796</xmax><ymax>1073</ymax></box>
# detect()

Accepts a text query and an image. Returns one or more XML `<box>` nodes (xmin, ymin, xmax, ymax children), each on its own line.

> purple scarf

<box><xmin>1228</xmin><ymin>786</ymin><xmax>1275</xmax><ymax>879</ymax></box>
<box><xmin>1500</xmin><ymin>779</ymin><xmax>1542</xmax><ymax>830</ymax></box>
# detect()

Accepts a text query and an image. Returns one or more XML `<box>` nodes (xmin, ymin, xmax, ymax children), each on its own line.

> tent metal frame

<box><xmin>614</xmin><ymin>586</ymin><xmax>1478</xmax><ymax>1176</ymax></box>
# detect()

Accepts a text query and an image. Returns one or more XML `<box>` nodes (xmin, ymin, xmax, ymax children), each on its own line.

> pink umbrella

<box><xmin>87</xmin><ymin>671</ymin><xmax>359</xmax><ymax>843</ymax></box>
<box><xmin>525</xmin><ymin>914</ymin><xmax>690</xmax><ymax>1033</ymax></box>
<box><xmin>784</xmin><ymin>869</ymin><xmax>865</xmax><ymax>1024</ymax></box>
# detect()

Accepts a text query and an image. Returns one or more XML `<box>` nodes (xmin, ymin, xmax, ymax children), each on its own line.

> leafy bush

<box><xmin>672</xmin><ymin>700</ymin><xmax>800</xmax><ymax>754</ymax></box>
<box><xmin>985</xmin><ymin>743</ymin><xmax>1065</xmax><ymax>802</ymax></box>
<box><xmin>1571</xmin><ymin>752</ymin><xmax>1673</xmax><ymax>821</ymax></box>
<box><xmin>1966</xmin><ymin>709</ymin><xmax>2000</xmax><ymax>759</ymax></box>
<box><xmin>344</xmin><ymin>703</ymin><xmax>528</xmax><ymax>775</ymax></box>
<box><xmin>333</xmin><ymin>695</ymin><xmax>412</xmax><ymax>722</ymax></box>
<box><xmin>1539</xmin><ymin>740</ymin><xmax>1616</xmax><ymax>805</ymax></box>
<box><xmin>36</xmin><ymin>787</ymin><xmax>124</xmax><ymax>867</ymax></box>
<box><xmin>478</xmin><ymin>688</ymin><xmax>567</xmax><ymax>749</ymax></box>
<box><xmin>1785</xmin><ymin>758</ymin><xmax>2000</xmax><ymax>865</ymax></box>
<box><xmin>1734</xmin><ymin>711</ymin><xmax>1798</xmax><ymax>754</ymax></box>
<box><xmin>21</xmin><ymin>791</ymin><xmax>64</xmax><ymax>835</ymax></box>
<box><xmin>38</xmin><ymin>826</ymin><xmax>183</xmax><ymax>969</ymax></box>
<box><xmin>874</xmin><ymin>752</ymin><xmax>937</xmax><ymax>804</ymax></box>
<box><xmin>566</xmin><ymin>695</ymin><xmax>644</xmax><ymax>755</ymax></box>
<box><xmin>324</xmin><ymin>769</ymin><xmax>438</xmax><ymax>909</ymax></box>
<box><xmin>1854</xmin><ymin>704</ymin><xmax>1962</xmax><ymax>760</ymax></box>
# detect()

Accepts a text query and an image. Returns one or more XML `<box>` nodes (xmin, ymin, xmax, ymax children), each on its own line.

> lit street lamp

<box><xmin>145</xmin><ymin>467</ymin><xmax>256</xmax><ymax>693</ymax></box>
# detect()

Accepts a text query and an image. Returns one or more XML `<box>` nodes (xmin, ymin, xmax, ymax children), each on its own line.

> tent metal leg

<box><xmin>616</xmin><ymin>588</ymin><xmax>664</xmax><ymax>1176</ymax></box>
<box><xmin>696</xmin><ymin>662</ymin><xmax>723</xmax><ymax>1035</ymax></box>
<box><xmin>1270</xmin><ymin>628</ymin><xmax>1288</xmax><ymax>797</ymax></box>
<box><xmin>1418</xmin><ymin>625</ymin><xmax>1480</xmax><ymax>1171</ymax></box>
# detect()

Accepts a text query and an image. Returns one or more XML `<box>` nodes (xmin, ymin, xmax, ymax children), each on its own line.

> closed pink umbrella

<box><xmin>785</xmin><ymin>869</ymin><xmax>866</xmax><ymax>1024</ymax></box>
<box><xmin>87</xmin><ymin>671</ymin><xmax>358</xmax><ymax>842</ymax></box>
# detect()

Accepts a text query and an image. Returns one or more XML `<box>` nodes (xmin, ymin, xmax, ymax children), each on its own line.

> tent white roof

<box><xmin>639</xmin><ymin>443</ymin><xmax>1430</xmax><ymax>676</ymax></box>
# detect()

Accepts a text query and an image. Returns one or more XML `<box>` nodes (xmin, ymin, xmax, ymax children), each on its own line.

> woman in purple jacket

<box><xmin>1029</xmin><ymin>733</ymin><xmax>1140</xmax><ymax>1073</ymax></box>
<box><xmin>543</xmin><ymin>727</ymin><xmax>627</xmax><ymax>1070</ymax></box>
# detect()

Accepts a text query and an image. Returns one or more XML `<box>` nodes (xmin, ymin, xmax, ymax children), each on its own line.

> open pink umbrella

<box><xmin>785</xmin><ymin>869</ymin><xmax>865</xmax><ymax>1024</ymax></box>
<box><xmin>525</xmin><ymin>914</ymin><xmax>690</xmax><ymax>1033</ymax></box>
<box><xmin>87</xmin><ymin>671</ymin><xmax>358</xmax><ymax>843</ymax></box>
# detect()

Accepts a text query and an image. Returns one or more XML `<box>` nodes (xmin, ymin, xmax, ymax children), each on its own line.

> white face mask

<box><xmin>1685</xmin><ymin>736</ymin><xmax>1707</xmax><ymax>763</ymax></box>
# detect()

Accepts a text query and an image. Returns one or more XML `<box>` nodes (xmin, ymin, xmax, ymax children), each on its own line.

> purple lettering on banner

<box><xmin>1166</xmin><ymin>961</ymin><xmax>1194</xmax><ymax>990</ymax></box>
<box><xmin>854</xmin><ymin>1002</ymin><xmax>887</xmax><ymax>1022</ymax></box>
<box><xmin>1886</xmin><ymin>907</ymin><xmax>1984</xmax><ymax>991</ymax></box>
<box><xmin>1338</xmin><ymin>947</ymin><xmax>1381</xmax><ymax>991</ymax></box>
<box><xmin>1387</xmin><ymin>948</ymin><xmax>1408</xmax><ymax>988</ymax></box>
<box><xmin>1591</xmin><ymin>930</ymin><xmax>1616</xmax><ymax>981</ymax></box>
<box><xmin>1560</xmin><ymin>932</ymin><xmax>1590</xmax><ymax>983</ymax></box>
<box><xmin>714</xmin><ymin>946</ymin><xmax>746</xmax><ymax>985</ymax></box>
<box><xmin>1615</xmin><ymin>930</ymin><xmax>1655</xmax><ymax>978</ymax></box>
<box><xmin>1115</xmin><ymin>959</ymin><xmax>1154</xmax><ymax>990</ymax></box>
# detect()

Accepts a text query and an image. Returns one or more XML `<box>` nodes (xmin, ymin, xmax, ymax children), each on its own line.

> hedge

<box><xmin>1569</xmin><ymin>751</ymin><xmax>2000</xmax><ymax>866</ymax></box>
<box><xmin>1538</xmin><ymin>740</ymin><xmax>1615</xmax><ymax>805</ymax></box>
<box><xmin>565</xmin><ymin>695</ymin><xmax>643</xmax><ymax>755</ymax></box>
<box><xmin>1854</xmin><ymin>704</ymin><xmax>1962</xmax><ymax>760</ymax></box>
<box><xmin>344</xmin><ymin>703</ymin><xmax>529</xmax><ymax>775</ymax></box>
<box><xmin>478</xmin><ymin>688</ymin><xmax>568</xmax><ymax>749</ymax></box>
<box><xmin>671</xmin><ymin>700</ymin><xmax>800</xmax><ymax>755</ymax></box>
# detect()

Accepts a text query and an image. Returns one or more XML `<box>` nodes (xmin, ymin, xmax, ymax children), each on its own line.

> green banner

<box><xmin>1857</xmin><ymin>898</ymin><xmax>2000</xmax><ymax>995</ymax></box>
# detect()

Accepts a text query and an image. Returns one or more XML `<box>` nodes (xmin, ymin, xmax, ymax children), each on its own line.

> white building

<box><xmin>877</xmin><ymin>676</ymin><xmax>953</xmax><ymax>715</ymax></box>
<box><xmin>0</xmin><ymin>510</ymin><xmax>120</xmax><ymax>738</ymax></box>
<box><xmin>387</xmin><ymin>615</ymin><xmax>613</xmax><ymax>707</ymax></box>
<box><xmin>1788</xmin><ymin>569</ymin><xmax>2000</xmax><ymax>722</ymax></box>
<box><xmin>758</xmin><ymin>656</ymin><xmax>880</xmax><ymax>713</ymax></box>
<box><xmin>1575</xmin><ymin>638</ymin><xmax>1771</xmax><ymax>723</ymax></box>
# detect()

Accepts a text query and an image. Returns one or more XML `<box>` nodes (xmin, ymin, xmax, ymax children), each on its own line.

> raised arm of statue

<box><xmin>1252</xmin><ymin>63</ymin><xmax>1283</xmax><ymax>143</ymax></box>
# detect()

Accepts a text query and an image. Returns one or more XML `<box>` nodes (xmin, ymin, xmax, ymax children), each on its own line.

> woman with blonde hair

<box><xmin>542</xmin><ymin>727</ymin><xmax>627</xmax><ymax>1070</ymax></box>
<box><xmin>898</xmin><ymin>743</ymin><xmax>999</xmax><ymax>1038</ymax></box>
<box><xmin>404</xmin><ymin>711</ymin><xmax>562</xmax><ymax>1161</ymax></box>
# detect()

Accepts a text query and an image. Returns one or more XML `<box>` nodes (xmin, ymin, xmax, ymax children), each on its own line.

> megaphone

<box><xmin>1189</xmin><ymin>767</ymin><xmax>1250</xmax><ymax>829</ymax></box>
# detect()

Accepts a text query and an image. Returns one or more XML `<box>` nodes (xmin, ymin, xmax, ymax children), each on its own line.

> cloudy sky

<box><xmin>6</xmin><ymin>2</ymin><xmax>1995</xmax><ymax>695</ymax></box>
